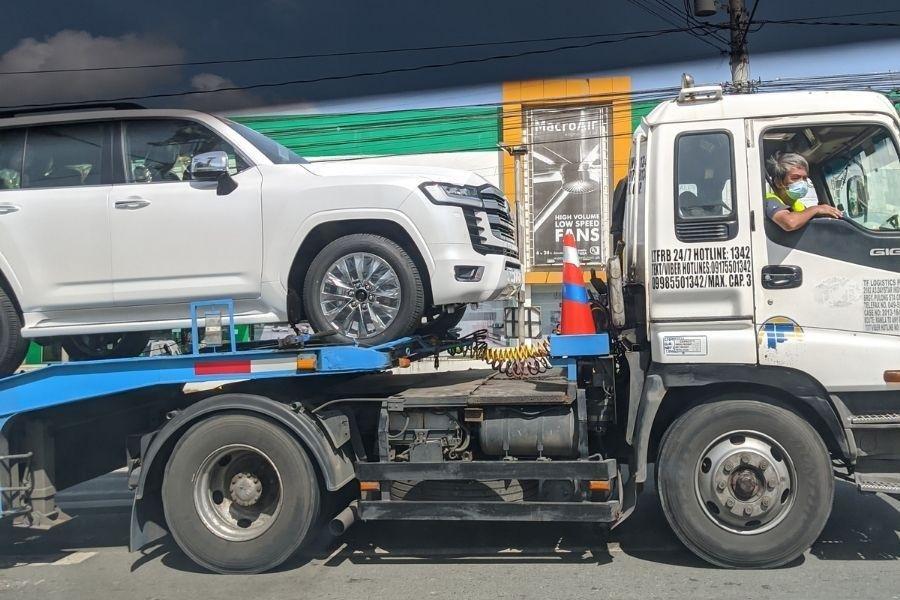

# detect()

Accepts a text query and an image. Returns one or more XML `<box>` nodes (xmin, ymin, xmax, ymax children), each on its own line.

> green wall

<box><xmin>631</xmin><ymin>99</ymin><xmax>661</xmax><ymax>132</ymax></box>
<box><xmin>234</xmin><ymin>106</ymin><xmax>501</xmax><ymax>157</ymax></box>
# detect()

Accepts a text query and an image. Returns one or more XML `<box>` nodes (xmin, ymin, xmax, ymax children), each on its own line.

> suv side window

<box><xmin>674</xmin><ymin>131</ymin><xmax>737</xmax><ymax>242</ymax></box>
<box><xmin>0</xmin><ymin>128</ymin><xmax>25</xmax><ymax>190</ymax></box>
<box><xmin>121</xmin><ymin>119</ymin><xmax>248</xmax><ymax>184</ymax></box>
<box><xmin>23</xmin><ymin>122</ymin><xmax>106</xmax><ymax>189</ymax></box>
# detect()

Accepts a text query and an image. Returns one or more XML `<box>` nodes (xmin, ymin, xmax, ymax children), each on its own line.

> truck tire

<box><xmin>656</xmin><ymin>400</ymin><xmax>834</xmax><ymax>568</ymax></box>
<box><xmin>162</xmin><ymin>414</ymin><xmax>321</xmax><ymax>573</ymax></box>
<box><xmin>303</xmin><ymin>234</ymin><xmax>425</xmax><ymax>346</ymax></box>
<box><xmin>61</xmin><ymin>332</ymin><xmax>151</xmax><ymax>361</ymax></box>
<box><xmin>0</xmin><ymin>287</ymin><xmax>28</xmax><ymax>376</ymax></box>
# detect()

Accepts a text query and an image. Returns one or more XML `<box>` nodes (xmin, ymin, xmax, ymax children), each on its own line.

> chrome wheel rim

<box><xmin>319</xmin><ymin>252</ymin><xmax>401</xmax><ymax>339</ymax></box>
<box><xmin>193</xmin><ymin>444</ymin><xmax>283</xmax><ymax>542</ymax></box>
<box><xmin>695</xmin><ymin>430</ymin><xmax>796</xmax><ymax>535</ymax></box>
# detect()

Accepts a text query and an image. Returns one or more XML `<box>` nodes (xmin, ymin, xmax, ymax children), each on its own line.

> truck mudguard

<box><xmin>630</xmin><ymin>363</ymin><xmax>851</xmax><ymax>483</ymax></box>
<box><xmin>129</xmin><ymin>393</ymin><xmax>355</xmax><ymax>551</ymax></box>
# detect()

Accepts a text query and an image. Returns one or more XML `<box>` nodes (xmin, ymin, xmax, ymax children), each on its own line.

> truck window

<box><xmin>674</xmin><ymin>131</ymin><xmax>737</xmax><ymax>242</ymax></box>
<box><xmin>762</xmin><ymin>124</ymin><xmax>899</xmax><ymax>232</ymax></box>
<box><xmin>0</xmin><ymin>128</ymin><xmax>25</xmax><ymax>190</ymax></box>
<box><xmin>22</xmin><ymin>122</ymin><xmax>106</xmax><ymax>189</ymax></box>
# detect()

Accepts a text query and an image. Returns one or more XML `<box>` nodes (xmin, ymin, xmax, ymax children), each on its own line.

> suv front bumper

<box><xmin>429</xmin><ymin>243</ymin><xmax>522</xmax><ymax>304</ymax></box>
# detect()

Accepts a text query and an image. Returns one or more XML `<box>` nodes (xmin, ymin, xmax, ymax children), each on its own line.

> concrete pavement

<box><xmin>0</xmin><ymin>472</ymin><xmax>898</xmax><ymax>600</ymax></box>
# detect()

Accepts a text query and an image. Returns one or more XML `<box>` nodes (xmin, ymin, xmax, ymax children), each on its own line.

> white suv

<box><xmin>0</xmin><ymin>105</ymin><xmax>521</xmax><ymax>373</ymax></box>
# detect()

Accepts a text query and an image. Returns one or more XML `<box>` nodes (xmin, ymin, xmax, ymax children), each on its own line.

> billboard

<box><xmin>527</xmin><ymin>105</ymin><xmax>611</xmax><ymax>266</ymax></box>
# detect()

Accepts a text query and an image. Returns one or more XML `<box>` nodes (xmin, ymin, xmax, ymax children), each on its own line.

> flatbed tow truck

<box><xmin>2</xmin><ymin>80</ymin><xmax>899</xmax><ymax>573</ymax></box>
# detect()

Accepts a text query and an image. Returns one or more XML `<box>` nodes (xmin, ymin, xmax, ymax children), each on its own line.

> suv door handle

<box><xmin>0</xmin><ymin>203</ymin><xmax>20</xmax><ymax>215</ymax></box>
<box><xmin>761</xmin><ymin>265</ymin><xmax>803</xmax><ymax>289</ymax></box>
<box><xmin>114</xmin><ymin>198</ymin><xmax>151</xmax><ymax>210</ymax></box>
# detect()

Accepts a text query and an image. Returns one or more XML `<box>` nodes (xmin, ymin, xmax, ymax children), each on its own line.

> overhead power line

<box><xmin>0</xmin><ymin>25</ymin><xmax>704</xmax><ymax>77</ymax></box>
<box><xmin>237</xmin><ymin>71</ymin><xmax>900</xmax><ymax>158</ymax></box>
<box><xmin>0</xmin><ymin>29</ymin><xmax>695</xmax><ymax>110</ymax></box>
<box><xmin>626</xmin><ymin>0</ymin><xmax>729</xmax><ymax>52</ymax></box>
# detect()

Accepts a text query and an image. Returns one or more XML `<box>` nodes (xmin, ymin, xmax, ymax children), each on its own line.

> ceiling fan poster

<box><xmin>526</xmin><ymin>105</ymin><xmax>611</xmax><ymax>266</ymax></box>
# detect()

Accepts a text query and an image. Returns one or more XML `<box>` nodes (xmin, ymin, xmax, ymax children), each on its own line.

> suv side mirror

<box><xmin>191</xmin><ymin>151</ymin><xmax>229</xmax><ymax>181</ymax></box>
<box><xmin>190</xmin><ymin>151</ymin><xmax>238</xmax><ymax>195</ymax></box>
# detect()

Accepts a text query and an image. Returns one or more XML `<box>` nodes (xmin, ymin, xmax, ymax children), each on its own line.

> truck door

<box><xmin>748</xmin><ymin>114</ymin><xmax>900</xmax><ymax>390</ymax></box>
<box><xmin>646</xmin><ymin>118</ymin><xmax>756</xmax><ymax>364</ymax></box>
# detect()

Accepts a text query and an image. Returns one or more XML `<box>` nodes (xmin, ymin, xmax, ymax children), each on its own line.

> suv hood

<box><xmin>300</xmin><ymin>161</ymin><xmax>486</xmax><ymax>187</ymax></box>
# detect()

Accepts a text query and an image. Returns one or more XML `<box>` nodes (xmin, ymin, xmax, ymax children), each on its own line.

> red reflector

<box><xmin>194</xmin><ymin>359</ymin><xmax>251</xmax><ymax>376</ymax></box>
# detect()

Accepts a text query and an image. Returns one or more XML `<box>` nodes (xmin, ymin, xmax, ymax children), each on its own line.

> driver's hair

<box><xmin>766</xmin><ymin>151</ymin><xmax>809</xmax><ymax>187</ymax></box>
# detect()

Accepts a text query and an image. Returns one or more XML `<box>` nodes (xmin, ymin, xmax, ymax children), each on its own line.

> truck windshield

<box><xmin>221</xmin><ymin>119</ymin><xmax>308</xmax><ymax>165</ymax></box>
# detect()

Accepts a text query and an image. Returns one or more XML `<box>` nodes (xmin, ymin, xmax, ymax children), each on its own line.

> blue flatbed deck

<box><xmin>0</xmin><ymin>338</ymin><xmax>426</xmax><ymax>430</ymax></box>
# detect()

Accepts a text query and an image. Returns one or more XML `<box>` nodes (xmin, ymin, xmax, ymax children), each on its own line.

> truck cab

<box><xmin>626</xmin><ymin>82</ymin><xmax>899</xmax><ymax>380</ymax></box>
<box><xmin>616</xmin><ymin>82</ymin><xmax>899</xmax><ymax>563</ymax></box>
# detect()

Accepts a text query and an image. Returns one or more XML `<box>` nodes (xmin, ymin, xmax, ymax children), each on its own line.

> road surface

<box><xmin>1</xmin><ymin>472</ymin><xmax>898</xmax><ymax>600</ymax></box>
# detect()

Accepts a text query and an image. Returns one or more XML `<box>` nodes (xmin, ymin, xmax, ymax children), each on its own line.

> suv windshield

<box><xmin>221</xmin><ymin>119</ymin><xmax>308</xmax><ymax>165</ymax></box>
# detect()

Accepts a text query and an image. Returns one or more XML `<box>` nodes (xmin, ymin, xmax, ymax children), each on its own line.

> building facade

<box><xmin>231</xmin><ymin>39</ymin><xmax>900</xmax><ymax>340</ymax></box>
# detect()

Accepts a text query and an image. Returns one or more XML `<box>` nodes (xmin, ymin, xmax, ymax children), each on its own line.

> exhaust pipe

<box><xmin>329</xmin><ymin>500</ymin><xmax>359</xmax><ymax>536</ymax></box>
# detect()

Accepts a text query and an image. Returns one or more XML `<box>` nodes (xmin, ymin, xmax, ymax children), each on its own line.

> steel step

<box><xmin>857</xmin><ymin>477</ymin><xmax>900</xmax><ymax>495</ymax></box>
<box><xmin>358</xmin><ymin>499</ymin><xmax>621</xmax><ymax>522</ymax></box>
<box><xmin>355</xmin><ymin>459</ymin><xmax>617</xmax><ymax>482</ymax></box>
<box><xmin>855</xmin><ymin>458</ymin><xmax>900</xmax><ymax>494</ymax></box>
<box><xmin>849</xmin><ymin>413</ymin><xmax>900</xmax><ymax>427</ymax></box>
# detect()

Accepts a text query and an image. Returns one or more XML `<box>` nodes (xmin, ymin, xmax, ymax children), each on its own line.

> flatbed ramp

<box><xmin>303</xmin><ymin>368</ymin><xmax>573</xmax><ymax>407</ymax></box>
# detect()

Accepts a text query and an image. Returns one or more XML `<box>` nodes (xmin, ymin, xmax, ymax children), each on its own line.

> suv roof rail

<box><xmin>0</xmin><ymin>102</ymin><xmax>146</xmax><ymax>120</ymax></box>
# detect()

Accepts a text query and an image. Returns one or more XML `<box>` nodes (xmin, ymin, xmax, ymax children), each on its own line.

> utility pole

<box><xmin>728</xmin><ymin>0</ymin><xmax>750</xmax><ymax>92</ymax></box>
<box><xmin>693</xmin><ymin>0</ymin><xmax>751</xmax><ymax>91</ymax></box>
<box><xmin>502</xmin><ymin>144</ymin><xmax>529</xmax><ymax>345</ymax></box>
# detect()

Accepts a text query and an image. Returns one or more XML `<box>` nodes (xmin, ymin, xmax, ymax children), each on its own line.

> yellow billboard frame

<box><xmin>502</xmin><ymin>76</ymin><xmax>632</xmax><ymax>284</ymax></box>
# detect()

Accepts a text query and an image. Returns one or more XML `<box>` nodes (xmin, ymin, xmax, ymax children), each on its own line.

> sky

<box><xmin>1</xmin><ymin>1</ymin><xmax>898</xmax><ymax>112</ymax></box>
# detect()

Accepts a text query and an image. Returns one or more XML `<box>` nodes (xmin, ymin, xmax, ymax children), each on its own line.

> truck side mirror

<box><xmin>845</xmin><ymin>175</ymin><xmax>867</xmax><ymax>220</ymax></box>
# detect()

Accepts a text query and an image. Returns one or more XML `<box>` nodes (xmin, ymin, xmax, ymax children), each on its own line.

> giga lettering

<box><xmin>870</xmin><ymin>248</ymin><xmax>900</xmax><ymax>256</ymax></box>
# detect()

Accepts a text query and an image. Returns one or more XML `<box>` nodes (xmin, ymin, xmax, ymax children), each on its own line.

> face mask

<box><xmin>785</xmin><ymin>180</ymin><xmax>808</xmax><ymax>200</ymax></box>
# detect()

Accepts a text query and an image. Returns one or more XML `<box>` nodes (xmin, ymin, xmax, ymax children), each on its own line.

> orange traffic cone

<box><xmin>559</xmin><ymin>233</ymin><xmax>596</xmax><ymax>335</ymax></box>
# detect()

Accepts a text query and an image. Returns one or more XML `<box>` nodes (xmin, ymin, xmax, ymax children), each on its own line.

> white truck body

<box><xmin>626</xmin><ymin>89</ymin><xmax>899</xmax><ymax>391</ymax></box>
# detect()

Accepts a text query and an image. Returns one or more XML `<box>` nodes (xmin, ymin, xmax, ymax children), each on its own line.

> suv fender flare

<box><xmin>129</xmin><ymin>393</ymin><xmax>355</xmax><ymax>551</ymax></box>
<box><xmin>277</xmin><ymin>207</ymin><xmax>434</xmax><ymax>289</ymax></box>
<box><xmin>0</xmin><ymin>255</ymin><xmax>24</xmax><ymax>309</ymax></box>
<box><xmin>630</xmin><ymin>363</ymin><xmax>851</xmax><ymax>483</ymax></box>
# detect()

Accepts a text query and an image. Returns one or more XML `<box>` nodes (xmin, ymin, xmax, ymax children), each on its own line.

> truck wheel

<box><xmin>303</xmin><ymin>234</ymin><xmax>425</xmax><ymax>345</ymax></box>
<box><xmin>61</xmin><ymin>332</ymin><xmax>151</xmax><ymax>361</ymax></box>
<box><xmin>656</xmin><ymin>400</ymin><xmax>834</xmax><ymax>568</ymax></box>
<box><xmin>0</xmin><ymin>287</ymin><xmax>28</xmax><ymax>376</ymax></box>
<box><xmin>162</xmin><ymin>414</ymin><xmax>320</xmax><ymax>573</ymax></box>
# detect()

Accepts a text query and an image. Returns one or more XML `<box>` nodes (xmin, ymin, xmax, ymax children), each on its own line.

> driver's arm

<box><xmin>771</xmin><ymin>204</ymin><xmax>843</xmax><ymax>232</ymax></box>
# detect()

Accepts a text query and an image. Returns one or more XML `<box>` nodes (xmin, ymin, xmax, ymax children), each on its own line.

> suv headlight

<box><xmin>420</xmin><ymin>182</ymin><xmax>483</xmax><ymax>208</ymax></box>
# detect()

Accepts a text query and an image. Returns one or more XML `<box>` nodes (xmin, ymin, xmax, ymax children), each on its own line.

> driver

<box><xmin>765</xmin><ymin>152</ymin><xmax>842</xmax><ymax>231</ymax></box>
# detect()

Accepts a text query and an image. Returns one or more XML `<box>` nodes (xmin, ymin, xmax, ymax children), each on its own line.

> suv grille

<box><xmin>460</xmin><ymin>188</ymin><xmax>518</xmax><ymax>259</ymax></box>
<box><xmin>480</xmin><ymin>193</ymin><xmax>516</xmax><ymax>245</ymax></box>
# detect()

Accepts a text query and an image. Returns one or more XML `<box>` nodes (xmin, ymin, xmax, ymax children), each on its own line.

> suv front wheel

<box><xmin>303</xmin><ymin>234</ymin><xmax>425</xmax><ymax>345</ymax></box>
